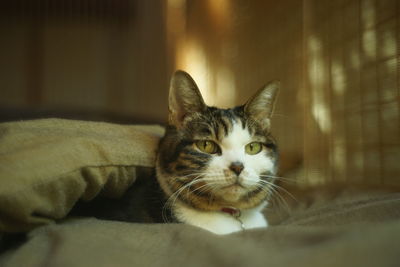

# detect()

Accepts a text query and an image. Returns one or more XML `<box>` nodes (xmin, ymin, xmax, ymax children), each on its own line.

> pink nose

<box><xmin>229</xmin><ymin>162</ymin><xmax>244</xmax><ymax>175</ymax></box>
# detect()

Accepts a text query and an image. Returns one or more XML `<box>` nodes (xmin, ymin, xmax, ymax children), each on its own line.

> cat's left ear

<box><xmin>168</xmin><ymin>70</ymin><xmax>207</xmax><ymax>127</ymax></box>
<box><xmin>244</xmin><ymin>80</ymin><xmax>280</xmax><ymax>127</ymax></box>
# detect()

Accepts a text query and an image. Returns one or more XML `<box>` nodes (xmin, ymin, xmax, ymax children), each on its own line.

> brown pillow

<box><xmin>0</xmin><ymin>119</ymin><xmax>164</xmax><ymax>232</ymax></box>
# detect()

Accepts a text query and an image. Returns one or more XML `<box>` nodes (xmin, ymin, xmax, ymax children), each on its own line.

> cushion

<box><xmin>0</xmin><ymin>119</ymin><xmax>164</xmax><ymax>232</ymax></box>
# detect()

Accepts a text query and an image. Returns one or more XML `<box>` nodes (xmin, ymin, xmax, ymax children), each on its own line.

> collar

<box><xmin>221</xmin><ymin>207</ymin><xmax>241</xmax><ymax>217</ymax></box>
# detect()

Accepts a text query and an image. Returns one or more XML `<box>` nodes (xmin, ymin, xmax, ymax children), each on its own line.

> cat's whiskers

<box><xmin>257</xmin><ymin>179</ymin><xmax>297</xmax><ymax>202</ymax></box>
<box><xmin>256</xmin><ymin>180</ymin><xmax>296</xmax><ymax>212</ymax></box>
<box><xmin>162</xmin><ymin>176</ymin><xmax>204</xmax><ymax>222</ymax></box>
<box><xmin>182</xmin><ymin>179</ymin><xmax>217</xmax><ymax>200</ymax></box>
<box><xmin>162</xmin><ymin>172</ymin><xmax>281</xmax><ymax>223</ymax></box>
<box><xmin>162</xmin><ymin>175</ymin><xmax>223</xmax><ymax>222</ymax></box>
<box><xmin>259</xmin><ymin>174</ymin><xmax>296</xmax><ymax>184</ymax></box>
<box><xmin>190</xmin><ymin>183</ymin><xmax>211</xmax><ymax>194</ymax></box>
<box><xmin>170</xmin><ymin>172</ymin><xmax>206</xmax><ymax>182</ymax></box>
<box><xmin>254</xmin><ymin>182</ymin><xmax>290</xmax><ymax>212</ymax></box>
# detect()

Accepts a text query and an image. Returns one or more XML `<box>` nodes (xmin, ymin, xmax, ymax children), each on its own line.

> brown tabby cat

<box><xmin>156</xmin><ymin>71</ymin><xmax>279</xmax><ymax>234</ymax></box>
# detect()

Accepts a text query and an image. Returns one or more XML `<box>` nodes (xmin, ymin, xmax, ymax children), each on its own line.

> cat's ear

<box><xmin>168</xmin><ymin>70</ymin><xmax>207</xmax><ymax>127</ymax></box>
<box><xmin>244</xmin><ymin>80</ymin><xmax>280</xmax><ymax>127</ymax></box>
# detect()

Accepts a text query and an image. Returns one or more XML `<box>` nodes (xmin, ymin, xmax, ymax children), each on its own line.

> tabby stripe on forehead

<box><xmin>199</xmin><ymin>127</ymin><xmax>212</xmax><ymax>136</ymax></box>
<box><xmin>218</xmin><ymin>116</ymin><xmax>231</xmax><ymax>138</ymax></box>
<box><xmin>231</xmin><ymin>107</ymin><xmax>245</xmax><ymax>128</ymax></box>
<box><xmin>239</xmin><ymin>117</ymin><xmax>247</xmax><ymax>129</ymax></box>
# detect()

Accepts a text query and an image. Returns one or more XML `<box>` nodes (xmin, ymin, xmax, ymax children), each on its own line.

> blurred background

<box><xmin>0</xmin><ymin>0</ymin><xmax>399</xmax><ymax>187</ymax></box>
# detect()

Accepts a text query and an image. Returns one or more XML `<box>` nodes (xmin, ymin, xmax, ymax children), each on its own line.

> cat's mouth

<box><xmin>219</xmin><ymin>182</ymin><xmax>247</xmax><ymax>196</ymax></box>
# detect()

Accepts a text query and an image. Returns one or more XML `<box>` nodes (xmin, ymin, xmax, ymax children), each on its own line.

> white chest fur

<box><xmin>173</xmin><ymin>201</ymin><xmax>268</xmax><ymax>235</ymax></box>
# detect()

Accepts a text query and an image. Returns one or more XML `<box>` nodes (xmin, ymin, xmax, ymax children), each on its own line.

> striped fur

<box><xmin>156</xmin><ymin>71</ymin><xmax>279</xmax><ymax>233</ymax></box>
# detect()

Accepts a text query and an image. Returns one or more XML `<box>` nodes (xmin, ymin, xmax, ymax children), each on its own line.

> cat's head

<box><xmin>156</xmin><ymin>70</ymin><xmax>279</xmax><ymax>211</ymax></box>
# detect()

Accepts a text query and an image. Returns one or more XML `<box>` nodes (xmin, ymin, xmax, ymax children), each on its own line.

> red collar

<box><xmin>221</xmin><ymin>207</ymin><xmax>241</xmax><ymax>217</ymax></box>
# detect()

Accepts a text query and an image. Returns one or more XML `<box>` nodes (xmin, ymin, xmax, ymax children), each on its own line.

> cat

<box><xmin>71</xmin><ymin>70</ymin><xmax>279</xmax><ymax>235</ymax></box>
<box><xmin>156</xmin><ymin>70</ymin><xmax>279</xmax><ymax>234</ymax></box>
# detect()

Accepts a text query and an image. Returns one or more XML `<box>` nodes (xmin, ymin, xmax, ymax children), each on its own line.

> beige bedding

<box><xmin>0</xmin><ymin>119</ymin><xmax>399</xmax><ymax>267</ymax></box>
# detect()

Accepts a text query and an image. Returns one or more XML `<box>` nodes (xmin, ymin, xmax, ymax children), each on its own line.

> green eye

<box><xmin>245</xmin><ymin>142</ymin><xmax>262</xmax><ymax>155</ymax></box>
<box><xmin>196</xmin><ymin>140</ymin><xmax>219</xmax><ymax>154</ymax></box>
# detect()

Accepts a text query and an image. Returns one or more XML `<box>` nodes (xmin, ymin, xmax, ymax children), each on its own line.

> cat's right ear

<box><xmin>168</xmin><ymin>70</ymin><xmax>207</xmax><ymax>127</ymax></box>
<box><xmin>244</xmin><ymin>80</ymin><xmax>280</xmax><ymax>129</ymax></box>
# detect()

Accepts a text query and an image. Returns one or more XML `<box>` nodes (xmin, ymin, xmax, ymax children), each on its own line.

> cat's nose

<box><xmin>229</xmin><ymin>161</ymin><xmax>244</xmax><ymax>176</ymax></box>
